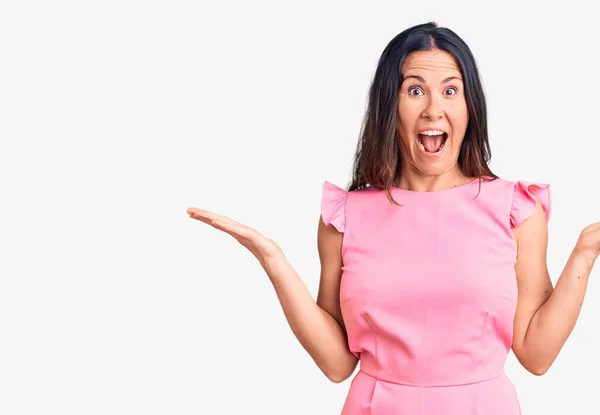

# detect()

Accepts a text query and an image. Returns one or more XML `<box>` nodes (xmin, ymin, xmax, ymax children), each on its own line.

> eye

<box><xmin>444</xmin><ymin>86</ymin><xmax>458</xmax><ymax>96</ymax></box>
<box><xmin>408</xmin><ymin>86</ymin><xmax>424</xmax><ymax>96</ymax></box>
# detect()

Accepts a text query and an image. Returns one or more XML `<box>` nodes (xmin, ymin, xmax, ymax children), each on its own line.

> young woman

<box><xmin>188</xmin><ymin>22</ymin><xmax>600</xmax><ymax>414</ymax></box>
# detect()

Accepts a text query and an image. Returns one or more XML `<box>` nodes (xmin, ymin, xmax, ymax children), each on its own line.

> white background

<box><xmin>1</xmin><ymin>1</ymin><xmax>599</xmax><ymax>414</ymax></box>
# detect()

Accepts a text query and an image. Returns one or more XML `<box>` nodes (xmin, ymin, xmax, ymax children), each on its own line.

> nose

<box><xmin>421</xmin><ymin>95</ymin><xmax>443</xmax><ymax>120</ymax></box>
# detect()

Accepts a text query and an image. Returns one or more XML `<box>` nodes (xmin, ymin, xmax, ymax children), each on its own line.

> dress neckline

<box><xmin>390</xmin><ymin>177</ymin><xmax>482</xmax><ymax>195</ymax></box>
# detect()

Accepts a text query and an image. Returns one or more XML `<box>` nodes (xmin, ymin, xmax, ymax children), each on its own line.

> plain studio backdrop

<box><xmin>1</xmin><ymin>1</ymin><xmax>599</xmax><ymax>414</ymax></box>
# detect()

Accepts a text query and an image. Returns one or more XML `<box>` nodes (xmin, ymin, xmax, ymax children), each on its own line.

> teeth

<box><xmin>419</xmin><ymin>130</ymin><xmax>446</xmax><ymax>136</ymax></box>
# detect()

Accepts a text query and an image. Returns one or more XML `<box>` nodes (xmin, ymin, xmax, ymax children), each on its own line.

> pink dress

<box><xmin>320</xmin><ymin>177</ymin><xmax>551</xmax><ymax>415</ymax></box>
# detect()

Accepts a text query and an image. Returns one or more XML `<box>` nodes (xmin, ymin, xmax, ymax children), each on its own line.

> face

<box><xmin>396</xmin><ymin>49</ymin><xmax>469</xmax><ymax>177</ymax></box>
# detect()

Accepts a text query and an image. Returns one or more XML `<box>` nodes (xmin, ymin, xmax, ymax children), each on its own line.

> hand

<box><xmin>187</xmin><ymin>207</ymin><xmax>283</xmax><ymax>268</ymax></box>
<box><xmin>575</xmin><ymin>222</ymin><xmax>600</xmax><ymax>265</ymax></box>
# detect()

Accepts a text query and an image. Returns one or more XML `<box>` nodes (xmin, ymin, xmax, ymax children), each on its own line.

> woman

<box><xmin>188</xmin><ymin>22</ymin><xmax>600</xmax><ymax>414</ymax></box>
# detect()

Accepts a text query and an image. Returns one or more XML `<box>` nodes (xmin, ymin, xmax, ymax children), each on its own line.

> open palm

<box><xmin>187</xmin><ymin>207</ymin><xmax>282</xmax><ymax>267</ymax></box>
<box><xmin>577</xmin><ymin>222</ymin><xmax>600</xmax><ymax>263</ymax></box>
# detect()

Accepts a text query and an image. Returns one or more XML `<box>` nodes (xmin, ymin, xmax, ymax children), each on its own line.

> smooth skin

<box><xmin>188</xmin><ymin>49</ymin><xmax>600</xmax><ymax>382</ymax></box>
<box><xmin>187</xmin><ymin>207</ymin><xmax>356</xmax><ymax>382</ymax></box>
<box><xmin>395</xmin><ymin>49</ymin><xmax>472</xmax><ymax>191</ymax></box>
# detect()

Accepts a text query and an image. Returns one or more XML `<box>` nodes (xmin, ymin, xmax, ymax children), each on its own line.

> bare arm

<box><xmin>511</xmin><ymin>197</ymin><xmax>597</xmax><ymax>375</ymax></box>
<box><xmin>188</xmin><ymin>207</ymin><xmax>357</xmax><ymax>382</ymax></box>
<box><xmin>260</xmin><ymin>216</ymin><xmax>357</xmax><ymax>383</ymax></box>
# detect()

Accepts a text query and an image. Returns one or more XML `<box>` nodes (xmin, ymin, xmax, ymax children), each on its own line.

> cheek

<box><xmin>397</xmin><ymin>100</ymin><xmax>421</xmax><ymax>134</ymax></box>
<box><xmin>398</xmin><ymin>97</ymin><xmax>421</xmax><ymax>118</ymax></box>
<box><xmin>448</xmin><ymin>105</ymin><xmax>469</xmax><ymax>133</ymax></box>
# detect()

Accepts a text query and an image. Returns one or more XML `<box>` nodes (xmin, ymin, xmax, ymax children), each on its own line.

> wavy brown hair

<box><xmin>348</xmin><ymin>22</ymin><xmax>497</xmax><ymax>203</ymax></box>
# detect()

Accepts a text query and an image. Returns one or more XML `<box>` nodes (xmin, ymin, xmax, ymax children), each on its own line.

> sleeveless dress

<box><xmin>320</xmin><ymin>177</ymin><xmax>551</xmax><ymax>415</ymax></box>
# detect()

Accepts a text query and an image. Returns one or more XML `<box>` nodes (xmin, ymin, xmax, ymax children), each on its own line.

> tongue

<box><xmin>420</xmin><ymin>134</ymin><xmax>444</xmax><ymax>153</ymax></box>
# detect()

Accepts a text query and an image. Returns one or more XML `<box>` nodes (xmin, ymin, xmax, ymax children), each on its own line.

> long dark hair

<box><xmin>348</xmin><ymin>22</ymin><xmax>497</xmax><ymax>202</ymax></box>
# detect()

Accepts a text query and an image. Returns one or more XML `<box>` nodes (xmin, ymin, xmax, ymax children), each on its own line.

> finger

<box><xmin>187</xmin><ymin>208</ymin><xmax>239</xmax><ymax>224</ymax></box>
<box><xmin>188</xmin><ymin>208</ymin><xmax>256</xmax><ymax>240</ymax></box>
<box><xmin>213</xmin><ymin>219</ymin><xmax>255</xmax><ymax>239</ymax></box>
<box><xmin>188</xmin><ymin>214</ymin><xmax>215</xmax><ymax>226</ymax></box>
<box><xmin>187</xmin><ymin>208</ymin><xmax>224</xmax><ymax>224</ymax></box>
<box><xmin>583</xmin><ymin>222</ymin><xmax>600</xmax><ymax>233</ymax></box>
<box><xmin>189</xmin><ymin>207</ymin><xmax>248</xmax><ymax>227</ymax></box>
<box><xmin>187</xmin><ymin>207</ymin><xmax>217</xmax><ymax>218</ymax></box>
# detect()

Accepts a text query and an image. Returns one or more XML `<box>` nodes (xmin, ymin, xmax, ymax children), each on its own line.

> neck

<box><xmin>395</xmin><ymin>169</ymin><xmax>474</xmax><ymax>192</ymax></box>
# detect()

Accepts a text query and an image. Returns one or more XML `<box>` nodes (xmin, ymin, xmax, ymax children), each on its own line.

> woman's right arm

<box><xmin>262</xmin><ymin>215</ymin><xmax>358</xmax><ymax>383</ymax></box>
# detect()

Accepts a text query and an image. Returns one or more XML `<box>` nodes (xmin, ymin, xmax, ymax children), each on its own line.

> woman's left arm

<box><xmin>511</xmin><ymin>198</ymin><xmax>599</xmax><ymax>375</ymax></box>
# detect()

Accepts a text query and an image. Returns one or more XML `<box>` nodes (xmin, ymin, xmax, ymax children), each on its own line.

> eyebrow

<box><xmin>403</xmin><ymin>75</ymin><xmax>463</xmax><ymax>83</ymax></box>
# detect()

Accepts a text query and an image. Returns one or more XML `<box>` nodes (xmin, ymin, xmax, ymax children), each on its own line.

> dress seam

<box><xmin>363</xmin><ymin>314</ymin><xmax>378</xmax><ymax>378</ymax></box>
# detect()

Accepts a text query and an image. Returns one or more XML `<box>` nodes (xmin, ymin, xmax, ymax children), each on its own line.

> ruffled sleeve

<box><xmin>510</xmin><ymin>181</ymin><xmax>552</xmax><ymax>228</ymax></box>
<box><xmin>321</xmin><ymin>181</ymin><xmax>347</xmax><ymax>233</ymax></box>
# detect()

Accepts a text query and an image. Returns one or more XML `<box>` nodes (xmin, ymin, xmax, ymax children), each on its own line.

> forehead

<box><xmin>402</xmin><ymin>49</ymin><xmax>462</xmax><ymax>79</ymax></box>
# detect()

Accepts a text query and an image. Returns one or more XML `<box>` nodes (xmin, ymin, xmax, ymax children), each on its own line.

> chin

<box><xmin>418</xmin><ymin>164</ymin><xmax>453</xmax><ymax>176</ymax></box>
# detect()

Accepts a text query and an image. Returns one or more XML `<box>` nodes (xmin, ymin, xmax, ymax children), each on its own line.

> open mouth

<box><xmin>417</xmin><ymin>131</ymin><xmax>448</xmax><ymax>154</ymax></box>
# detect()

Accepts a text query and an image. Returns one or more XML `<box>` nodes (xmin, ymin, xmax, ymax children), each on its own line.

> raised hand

<box><xmin>576</xmin><ymin>222</ymin><xmax>600</xmax><ymax>264</ymax></box>
<box><xmin>187</xmin><ymin>207</ymin><xmax>283</xmax><ymax>268</ymax></box>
